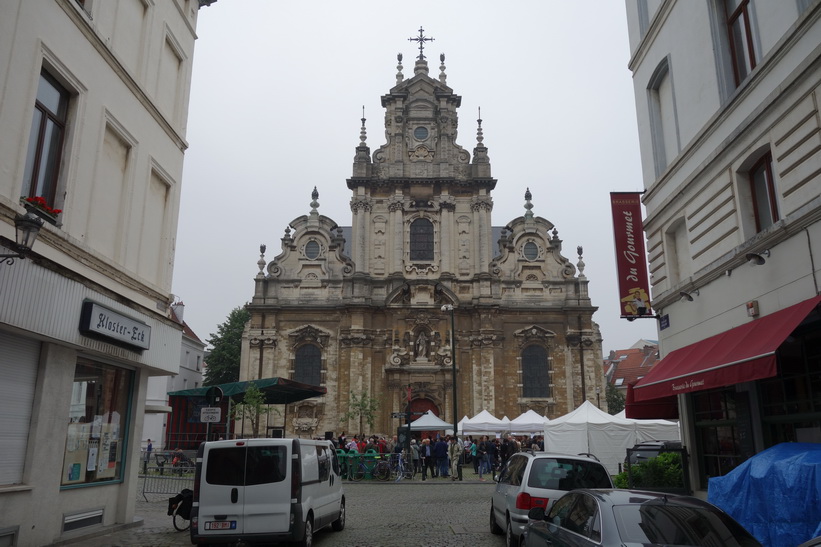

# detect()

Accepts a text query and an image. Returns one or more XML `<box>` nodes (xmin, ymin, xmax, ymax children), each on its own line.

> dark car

<box><xmin>626</xmin><ymin>439</ymin><xmax>683</xmax><ymax>465</ymax></box>
<box><xmin>522</xmin><ymin>489</ymin><xmax>761</xmax><ymax>547</ymax></box>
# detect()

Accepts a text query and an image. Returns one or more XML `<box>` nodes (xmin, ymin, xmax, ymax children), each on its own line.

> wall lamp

<box><xmin>679</xmin><ymin>289</ymin><xmax>699</xmax><ymax>301</ymax></box>
<box><xmin>745</xmin><ymin>249</ymin><xmax>770</xmax><ymax>265</ymax></box>
<box><xmin>1</xmin><ymin>212</ymin><xmax>44</xmax><ymax>266</ymax></box>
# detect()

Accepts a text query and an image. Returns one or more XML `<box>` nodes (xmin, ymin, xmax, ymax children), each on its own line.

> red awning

<box><xmin>632</xmin><ymin>295</ymin><xmax>821</xmax><ymax>403</ymax></box>
<box><xmin>625</xmin><ymin>383</ymin><xmax>678</xmax><ymax>420</ymax></box>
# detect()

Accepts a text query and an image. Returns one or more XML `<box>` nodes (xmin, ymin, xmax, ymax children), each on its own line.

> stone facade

<box><xmin>240</xmin><ymin>51</ymin><xmax>604</xmax><ymax>438</ymax></box>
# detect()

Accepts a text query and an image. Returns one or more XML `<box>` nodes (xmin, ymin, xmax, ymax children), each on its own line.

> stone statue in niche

<box><xmin>415</xmin><ymin>331</ymin><xmax>429</xmax><ymax>359</ymax></box>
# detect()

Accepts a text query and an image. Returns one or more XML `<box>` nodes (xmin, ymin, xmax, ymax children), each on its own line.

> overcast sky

<box><xmin>172</xmin><ymin>1</ymin><xmax>658</xmax><ymax>353</ymax></box>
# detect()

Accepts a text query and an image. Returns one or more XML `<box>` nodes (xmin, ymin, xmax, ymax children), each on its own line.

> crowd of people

<box><xmin>333</xmin><ymin>431</ymin><xmax>545</xmax><ymax>481</ymax></box>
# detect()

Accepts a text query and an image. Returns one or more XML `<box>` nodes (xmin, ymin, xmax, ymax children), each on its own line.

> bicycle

<box><xmin>391</xmin><ymin>452</ymin><xmax>415</xmax><ymax>482</ymax></box>
<box><xmin>167</xmin><ymin>488</ymin><xmax>193</xmax><ymax>531</ymax></box>
<box><xmin>348</xmin><ymin>453</ymin><xmax>385</xmax><ymax>481</ymax></box>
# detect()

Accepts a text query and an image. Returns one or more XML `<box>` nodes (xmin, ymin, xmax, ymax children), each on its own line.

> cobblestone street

<box><xmin>60</xmin><ymin>477</ymin><xmax>505</xmax><ymax>547</ymax></box>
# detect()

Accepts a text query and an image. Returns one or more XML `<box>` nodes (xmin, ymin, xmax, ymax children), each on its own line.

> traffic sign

<box><xmin>201</xmin><ymin>406</ymin><xmax>221</xmax><ymax>423</ymax></box>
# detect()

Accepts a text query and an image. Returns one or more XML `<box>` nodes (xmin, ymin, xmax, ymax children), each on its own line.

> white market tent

<box><xmin>409</xmin><ymin>410</ymin><xmax>452</xmax><ymax>431</ymax></box>
<box><xmin>462</xmin><ymin>410</ymin><xmax>506</xmax><ymax>434</ymax></box>
<box><xmin>615</xmin><ymin>409</ymin><xmax>680</xmax><ymax>442</ymax></box>
<box><xmin>457</xmin><ymin>415</ymin><xmax>470</xmax><ymax>435</ymax></box>
<box><xmin>510</xmin><ymin>409</ymin><xmax>549</xmax><ymax>433</ymax></box>
<box><xmin>544</xmin><ymin>401</ymin><xmax>680</xmax><ymax>475</ymax></box>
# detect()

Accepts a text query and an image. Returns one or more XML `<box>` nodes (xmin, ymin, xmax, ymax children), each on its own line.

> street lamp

<box><xmin>441</xmin><ymin>303</ymin><xmax>461</xmax><ymax>480</ymax></box>
<box><xmin>1</xmin><ymin>212</ymin><xmax>44</xmax><ymax>266</ymax></box>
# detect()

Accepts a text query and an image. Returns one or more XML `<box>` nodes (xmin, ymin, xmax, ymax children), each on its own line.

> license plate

<box><xmin>205</xmin><ymin>520</ymin><xmax>236</xmax><ymax>530</ymax></box>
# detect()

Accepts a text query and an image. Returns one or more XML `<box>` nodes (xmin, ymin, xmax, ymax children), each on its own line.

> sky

<box><xmin>172</xmin><ymin>1</ymin><xmax>659</xmax><ymax>353</ymax></box>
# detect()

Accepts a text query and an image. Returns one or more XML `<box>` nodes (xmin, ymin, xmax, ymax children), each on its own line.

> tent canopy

<box><xmin>409</xmin><ymin>410</ymin><xmax>452</xmax><ymax>431</ymax></box>
<box><xmin>168</xmin><ymin>377</ymin><xmax>326</xmax><ymax>405</ymax></box>
<box><xmin>510</xmin><ymin>409</ymin><xmax>548</xmax><ymax>433</ymax></box>
<box><xmin>462</xmin><ymin>410</ymin><xmax>506</xmax><ymax>433</ymax></box>
<box><xmin>544</xmin><ymin>401</ymin><xmax>679</xmax><ymax>475</ymax></box>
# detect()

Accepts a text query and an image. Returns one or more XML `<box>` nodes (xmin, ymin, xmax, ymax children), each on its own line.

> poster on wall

<box><xmin>86</xmin><ymin>439</ymin><xmax>99</xmax><ymax>472</ymax></box>
<box><xmin>64</xmin><ymin>423</ymin><xmax>89</xmax><ymax>484</ymax></box>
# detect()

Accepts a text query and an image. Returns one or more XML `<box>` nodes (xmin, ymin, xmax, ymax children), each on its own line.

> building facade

<box><xmin>625</xmin><ymin>0</ymin><xmax>821</xmax><ymax>493</ymax></box>
<box><xmin>241</xmin><ymin>50</ymin><xmax>606</xmax><ymax>439</ymax></box>
<box><xmin>0</xmin><ymin>1</ymin><xmax>204</xmax><ymax>544</ymax></box>
<box><xmin>143</xmin><ymin>302</ymin><xmax>205</xmax><ymax>451</ymax></box>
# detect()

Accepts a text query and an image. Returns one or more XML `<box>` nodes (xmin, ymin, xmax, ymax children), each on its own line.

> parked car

<box><xmin>522</xmin><ymin>489</ymin><xmax>761</xmax><ymax>547</ymax></box>
<box><xmin>625</xmin><ymin>439</ymin><xmax>683</xmax><ymax>465</ymax></box>
<box><xmin>190</xmin><ymin>438</ymin><xmax>345</xmax><ymax>547</ymax></box>
<box><xmin>490</xmin><ymin>451</ymin><xmax>613</xmax><ymax>547</ymax></box>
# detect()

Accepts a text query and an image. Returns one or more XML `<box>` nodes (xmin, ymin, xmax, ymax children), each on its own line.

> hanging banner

<box><xmin>610</xmin><ymin>192</ymin><xmax>652</xmax><ymax>318</ymax></box>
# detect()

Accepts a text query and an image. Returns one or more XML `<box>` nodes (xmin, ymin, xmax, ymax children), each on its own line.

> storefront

<box><xmin>0</xmin><ymin>257</ymin><xmax>180</xmax><ymax>546</ymax></box>
<box><xmin>629</xmin><ymin>295</ymin><xmax>821</xmax><ymax>490</ymax></box>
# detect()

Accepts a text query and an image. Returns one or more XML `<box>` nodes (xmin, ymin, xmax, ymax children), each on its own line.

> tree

<box><xmin>203</xmin><ymin>306</ymin><xmax>249</xmax><ymax>386</ymax></box>
<box><xmin>606</xmin><ymin>383</ymin><xmax>625</xmax><ymax>415</ymax></box>
<box><xmin>339</xmin><ymin>390</ymin><xmax>379</xmax><ymax>434</ymax></box>
<box><xmin>230</xmin><ymin>381</ymin><xmax>277</xmax><ymax>438</ymax></box>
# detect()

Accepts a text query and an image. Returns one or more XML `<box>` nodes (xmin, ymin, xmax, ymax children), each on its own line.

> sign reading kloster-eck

<box><xmin>79</xmin><ymin>301</ymin><xmax>151</xmax><ymax>350</ymax></box>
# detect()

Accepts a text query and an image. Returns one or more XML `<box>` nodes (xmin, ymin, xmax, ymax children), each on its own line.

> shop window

<box><xmin>62</xmin><ymin>358</ymin><xmax>132</xmax><ymax>486</ymax></box>
<box><xmin>23</xmin><ymin>70</ymin><xmax>69</xmax><ymax>212</ymax></box>
<box><xmin>522</xmin><ymin>345</ymin><xmax>550</xmax><ymax>398</ymax></box>
<box><xmin>294</xmin><ymin>344</ymin><xmax>322</xmax><ymax>386</ymax></box>
<box><xmin>409</xmin><ymin>218</ymin><xmax>434</xmax><ymax>261</ymax></box>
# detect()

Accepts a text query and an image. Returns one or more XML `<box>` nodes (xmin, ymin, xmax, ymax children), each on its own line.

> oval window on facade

<box><xmin>523</xmin><ymin>241</ymin><xmax>539</xmax><ymax>260</ymax></box>
<box><xmin>414</xmin><ymin>126</ymin><xmax>429</xmax><ymax>140</ymax></box>
<box><xmin>305</xmin><ymin>240</ymin><xmax>320</xmax><ymax>259</ymax></box>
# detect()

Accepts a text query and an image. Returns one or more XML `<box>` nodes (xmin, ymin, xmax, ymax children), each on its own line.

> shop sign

<box><xmin>79</xmin><ymin>301</ymin><xmax>151</xmax><ymax>350</ymax></box>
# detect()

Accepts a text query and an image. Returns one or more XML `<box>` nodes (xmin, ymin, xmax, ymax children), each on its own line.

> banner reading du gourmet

<box><xmin>610</xmin><ymin>192</ymin><xmax>652</xmax><ymax>318</ymax></box>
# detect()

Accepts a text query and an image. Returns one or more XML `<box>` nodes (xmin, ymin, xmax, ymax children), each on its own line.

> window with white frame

<box><xmin>647</xmin><ymin>57</ymin><xmax>678</xmax><ymax>177</ymax></box>
<box><xmin>749</xmin><ymin>152</ymin><xmax>778</xmax><ymax>232</ymax></box>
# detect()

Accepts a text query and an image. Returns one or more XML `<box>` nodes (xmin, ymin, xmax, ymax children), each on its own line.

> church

<box><xmin>239</xmin><ymin>33</ymin><xmax>605</xmax><ymax>438</ymax></box>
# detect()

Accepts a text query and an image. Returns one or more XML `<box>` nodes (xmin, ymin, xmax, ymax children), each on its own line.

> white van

<box><xmin>190</xmin><ymin>438</ymin><xmax>345</xmax><ymax>546</ymax></box>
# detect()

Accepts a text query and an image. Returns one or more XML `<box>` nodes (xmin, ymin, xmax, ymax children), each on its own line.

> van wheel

<box><xmin>296</xmin><ymin>517</ymin><xmax>313</xmax><ymax>547</ymax></box>
<box><xmin>331</xmin><ymin>499</ymin><xmax>346</xmax><ymax>531</ymax></box>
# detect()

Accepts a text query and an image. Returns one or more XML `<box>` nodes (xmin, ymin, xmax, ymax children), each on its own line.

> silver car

<box><xmin>490</xmin><ymin>451</ymin><xmax>613</xmax><ymax>547</ymax></box>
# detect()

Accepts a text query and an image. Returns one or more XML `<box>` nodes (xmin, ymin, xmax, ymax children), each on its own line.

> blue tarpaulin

<box><xmin>708</xmin><ymin>443</ymin><xmax>821</xmax><ymax>547</ymax></box>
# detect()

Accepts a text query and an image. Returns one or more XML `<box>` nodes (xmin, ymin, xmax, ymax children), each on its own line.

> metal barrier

<box><xmin>140</xmin><ymin>464</ymin><xmax>195</xmax><ymax>501</ymax></box>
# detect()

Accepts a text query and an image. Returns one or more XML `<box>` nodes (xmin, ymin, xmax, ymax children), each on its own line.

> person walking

<box><xmin>420</xmin><ymin>438</ymin><xmax>436</xmax><ymax>480</ymax></box>
<box><xmin>448</xmin><ymin>437</ymin><xmax>463</xmax><ymax>481</ymax></box>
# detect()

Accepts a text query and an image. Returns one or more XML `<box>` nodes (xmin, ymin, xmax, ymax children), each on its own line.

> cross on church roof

<box><xmin>408</xmin><ymin>26</ymin><xmax>434</xmax><ymax>60</ymax></box>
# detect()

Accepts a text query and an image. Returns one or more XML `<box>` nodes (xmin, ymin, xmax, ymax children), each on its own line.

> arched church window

<box><xmin>522</xmin><ymin>345</ymin><xmax>550</xmax><ymax>398</ymax></box>
<box><xmin>410</xmin><ymin>218</ymin><xmax>434</xmax><ymax>261</ymax></box>
<box><xmin>294</xmin><ymin>344</ymin><xmax>322</xmax><ymax>386</ymax></box>
<box><xmin>305</xmin><ymin>240</ymin><xmax>320</xmax><ymax>260</ymax></box>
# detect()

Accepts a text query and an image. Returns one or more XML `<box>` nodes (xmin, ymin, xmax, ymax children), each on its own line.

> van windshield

<box><xmin>206</xmin><ymin>446</ymin><xmax>287</xmax><ymax>486</ymax></box>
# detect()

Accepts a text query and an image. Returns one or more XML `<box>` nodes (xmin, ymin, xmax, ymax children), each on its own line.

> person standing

<box><xmin>143</xmin><ymin>439</ymin><xmax>153</xmax><ymax>474</ymax></box>
<box><xmin>448</xmin><ymin>437</ymin><xmax>463</xmax><ymax>481</ymax></box>
<box><xmin>410</xmin><ymin>439</ymin><xmax>420</xmax><ymax>476</ymax></box>
<box><xmin>420</xmin><ymin>438</ymin><xmax>435</xmax><ymax>480</ymax></box>
<box><xmin>433</xmin><ymin>436</ymin><xmax>449</xmax><ymax>478</ymax></box>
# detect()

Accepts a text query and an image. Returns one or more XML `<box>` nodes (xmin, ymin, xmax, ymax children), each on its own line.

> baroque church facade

<box><xmin>239</xmin><ymin>45</ymin><xmax>605</xmax><ymax>438</ymax></box>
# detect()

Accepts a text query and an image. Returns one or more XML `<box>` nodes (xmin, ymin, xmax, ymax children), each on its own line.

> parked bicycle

<box><xmin>348</xmin><ymin>453</ymin><xmax>389</xmax><ymax>481</ymax></box>
<box><xmin>167</xmin><ymin>488</ymin><xmax>193</xmax><ymax>531</ymax></box>
<box><xmin>391</xmin><ymin>452</ymin><xmax>415</xmax><ymax>482</ymax></box>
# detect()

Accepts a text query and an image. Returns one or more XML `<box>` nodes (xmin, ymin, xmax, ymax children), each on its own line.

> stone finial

<box><xmin>257</xmin><ymin>244</ymin><xmax>267</xmax><ymax>276</ymax></box>
<box><xmin>310</xmin><ymin>187</ymin><xmax>319</xmax><ymax>214</ymax></box>
<box><xmin>359</xmin><ymin>106</ymin><xmax>367</xmax><ymax>146</ymax></box>
<box><xmin>396</xmin><ymin>53</ymin><xmax>404</xmax><ymax>84</ymax></box>
<box><xmin>524</xmin><ymin>187</ymin><xmax>534</xmax><ymax>220</ymax></box>
<box><xmin>476</xmin><ymin>107</ymin><xmax>484</xmax><ymax>146</ymax></box>
<box><xmin>577</xmin><ymin>246</ymin><xmax>586</xmax><ymax>278</ymax></box>
<box><xmin>439</xmin><ymin>53</ymin><xmax>447</xmax><ymax>84</ymax></box>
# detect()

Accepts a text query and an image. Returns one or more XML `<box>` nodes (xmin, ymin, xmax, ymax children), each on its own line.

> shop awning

<box><xmin>632</xmin><ymin>295</ymin><xmax>821</xmax><ymax>403</ymax></box>
<box><xmin>169</xmin><ymin>377</ymin><xmax>326</xmax><ymax>404</ymax></box>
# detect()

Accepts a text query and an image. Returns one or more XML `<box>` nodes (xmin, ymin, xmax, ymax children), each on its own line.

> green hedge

<box><xmin>614</xmin><ymin>452</ymin><xmax>684</xmax><ymax>489</ymax></box>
